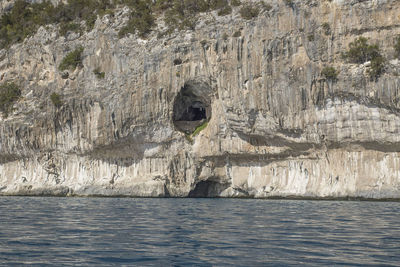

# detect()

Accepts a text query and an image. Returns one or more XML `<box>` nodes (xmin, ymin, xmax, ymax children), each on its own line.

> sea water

<box><xmin>0</xmin><ymin>197</ymin><xmax>399</xmax><ymax>266</ymax></box>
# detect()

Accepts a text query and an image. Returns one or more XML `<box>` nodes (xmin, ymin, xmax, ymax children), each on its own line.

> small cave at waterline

<box><xmin>188</xmin><ymin>179</ymin><xmax>229</xmax><ymax>198</ymax></box>
<box><xmin>173</xmin><ymin>80</ymin><xmax>213</xmax><ymax>134</ymax></box>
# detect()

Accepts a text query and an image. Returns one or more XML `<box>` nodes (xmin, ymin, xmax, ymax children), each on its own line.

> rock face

<box><xmin>1</xmin><ymin>0</ymin><xmax>400</xmax><ymax>198</ymax></box>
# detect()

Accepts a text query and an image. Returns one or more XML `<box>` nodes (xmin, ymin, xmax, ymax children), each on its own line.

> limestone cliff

<box><xmin>1</xmin><ymin>0</ymin><xmax>400</xmax><ymax>198</ymax></box>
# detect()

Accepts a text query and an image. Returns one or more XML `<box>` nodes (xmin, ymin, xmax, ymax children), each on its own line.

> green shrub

<box><xmin>368</xmin><ymin>55</ymin><xmax>385</xmax><ymax>80</ymax></box>
<box><xmin>192</xmin><ymin>121</ymin><xmax>208</xmax><ymax>136</ymax></box>
<box><xmin>0</xmin><ymin>82</ymin><xmax>21</xmax><ymax>116</ymax></box>
<box><xmin>231</xmin><ymin>0</ymin><xmax>241</xmax><ymax>6</ymax></box>
<box><xmin>321</xmin><ymin>66</ymin><xmax>338</xmax><ymax>82</ymax></box>
<box><xmin>307</xmin><ymin>34</ymin><xmax>315</xmax><ymax>41</ymax></box>
<box><xmin>233</xmin><ymin>30</ymin><xmax>241</xmax><ymax>37</ymax></box>
<box><xmin>50</xmin><ymin>92</ymin><xmax>62</xmax><ymax>108</ymax></box>
<box><xmin>210</xmin><ymin>0</ymin><xmax>229</xmax><ymax>10</ymax></box>
<box><xmin>217</xmin><ymin>6</ymin><xmax>232</xmax><ymax>16</ymax></box>
<box><xmin>93</xmin><ymin>67</ymin><xmax>105</xmax><ymax>78</ymax></box>
<box><xmin>260</xmin><ymin>2</ymin><xmax>272</xmax><ymax>11</ymax></box>
<box><xmin>343</xmin><ymin>37</ymin><xmax>379</xmax><ymax>63</ymax></box>
<box><xmin>395</xmin><ymin>36</ymin><xmax>400</xmax><ymax>59</ymax></box>
<box><xmin>85</xmin><ymin>14</ymin><xmax>98</xmax><ymax>31</ymax></box>
<box><xmin>185</xmin><ymin>133</ymin><xmax>193</xmax><ymax>143</ymax></box>
<box><xmin>0</xmin><ymin>0</ymin><xmax>257</xmax><ymax>45</ymax></box>
<box><xmin>0</xmin><ymin>0</ymin><xmax>115</xmax><ymax>48</ymax></box>
<box><xmin>57</xmin><ymin>0</ymin><xmax>115</xmax><ymax>28</ymax></box>
<box><xmin>343</xmin><ymin>37</ymin><xmax>385</xmax><ymax>79</ymax></box>
<box><xmin>59</xmin><ymin>22</ymin><xmax>82</xmax><ymax>36</ymax></box>
<box><xmin>59</xmin><ymin>47</ymin><xmax>84</xmax><ymax>71</ymax></box>
<box><xmin>118</xmin><ymin>0</ymin><xmax>155</xmax><ymax>38</ymax></box>
<box><xmin>284</xmin><ymin>0</ymin><xmax>294</xmax><ymax>7</ymax></box>
<box><xmin>0</xmin><ymin>0</ymin><xmax>55</xmax><ymax>48</ymax></box>
<box><xmin>163</xmin><ymin>0</ymin><xmax>211</xmax><ymax>32</ymax></box>
<box><xmin>152</xmin><ymin>0</ymin><xmax>174</xmax><ymax>12</ymax></box>
<box><xmin>321</xmin><ymin>22</ymin><xmax>331</xmax><ymax>35</ymax></box>
<box><xmin>239</xmin><ymin>4</ymin><xmax>259</xmax><ymax>20</ymax></box>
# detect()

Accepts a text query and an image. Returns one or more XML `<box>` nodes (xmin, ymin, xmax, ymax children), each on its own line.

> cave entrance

<box><xmin>188</xmin><ymin>179</ymin><xmax>230</xmax><ymax>197</ymax></box>
<box><xmin>173</xmin><ymin>80</ymin><xmax>213</xmax><ymax>133</ymax></box>
<box><xmin>179</xmin><ymin>102</ymin><xmax>206</xmax><ymax>121</ymax></box>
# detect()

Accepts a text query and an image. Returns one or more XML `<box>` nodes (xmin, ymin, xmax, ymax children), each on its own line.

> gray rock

<box><xmin>0</xmin><ymin>0</ymin><xmax>400</xmax><ymax>199</ymax></box>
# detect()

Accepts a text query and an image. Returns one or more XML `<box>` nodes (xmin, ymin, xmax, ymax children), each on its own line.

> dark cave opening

<box><xmin>173</xmin><ymin>80</ymin><xmax>212</xmax><ymax>133</ymax></box>
<box><xmin>193</xmin><ymin>107</ymin><xmax>206</xmax><ymax>120</ymax></box>
<box><xmin>188</xmin><ymin>180</ymin><xmax>226</xmax><ymax>198</ymax></box>
<box><xmin>178</xmin><ymin>103</ymin><xmax>207</xmax><ymax>121</ymax></box>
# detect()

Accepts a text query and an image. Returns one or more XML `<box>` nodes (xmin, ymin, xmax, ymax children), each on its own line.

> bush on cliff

<box><xmin>161</xmin><ymin>0</ymin><xmax>238</xmax><ymax>32</ymax></box>
<box><xmin>321</xmin><ymin>66</ymin><xmax>339</xmax><ymax>82</ymax></box>
<box><xmin>93</xmin><ymin>67</ymin><xmax>105</xmax><ymax>78</ymax></box>
<box><xmin>367</xmin><ymin>55</ymin><xmax>385</xmax><ymax>80</ymax></box>
<box><xmin>218</xmin><ymin>6</ymin><xmax>232</xmax><ymax>16</ymax></box>
<box><xmin>0</xmin><ymin>0</ymin><xmax>55</xmax><ymax>49</ymax></box>
<box><xmin>162</xmin><ymin>0</ymin><xmax>211</xmax><ymax>31</ymax></box>
<box><xmin>0</xmin><ymin>0</ymin><xmax>248</xmax><ymax>45</ymax></box>
<box><xmin>118</xmin><ymin>0</ymin><xmax>155</xmax><ymax>38</ymax></box>
<box><xmin>343</xmin><ymin>37</ymin><xmax>385</xmax><ymax>80</ymax></box>
<box><xmin>59</xmin><ymin>47</ymin><xmax>84</xmax><ymax>71</ymax></box>
<box><xmin>0</xmin><ymin>0</ymin><xmax>115</xmax><ymax>48</ymax></box>
<box><xmin>343</xmin><ymin>37</ymin><xmax>379</xmax><ymax>63</ymax></box>
<box><xmin>284</xmin><ymin>0</ymin><xmax>294</xmax><ymax>8</ymax></box>
<box><xmin>239</xmin><ymin>3</ymin><xmax>259</xmax><ymax>20</ymax></box>
<box><xmin>395</xmin><ymin>36</ymin><xmax>400</xmax><ymax>59</ymax></box>
<box><xmin>59</xmin><ymin>22</ymin><xmax>82</xmax><ymax>36</ymax></box>
<box><xmin>0</xmin><ymin>82</ymin><xmax>21</xmax><ymax>117</ymax></box>
<box><xmin>321</xmin><ymin>22</ymin><xmax>331</xmax><ymax>35</ymax></box>
<box><xmin>50</xmin><ymin>92</ymin><xmax>62</xmax><ymax>108</ymax></box>
<box><xmin>231</xmin><ymin>0</ymin><xmax>241</xmax><ymax>7</ymax></box>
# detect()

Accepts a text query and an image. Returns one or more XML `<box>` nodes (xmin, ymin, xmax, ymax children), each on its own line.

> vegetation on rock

<box><xmin>239</xmin><ymin>3</ymin><xmax>259</xmax><ymax>20</ymax></box>
<box><xmin>50</xmin><ymin>92</ymin><xmax>62</xmax><ymax>108</ymax></box>
<box><xmin>343</xmin><ymin>37</ymin><xmax>377</xmax><ymax>63</ymax></box>
<box><xmin>162</xmin><ymin>0</ymin><xmax>232</xmax><ymax>32</ymax></box>
<box><xmin>118</xmin><ymin>0</ymin><xmax>155</xmax><ymax>38</ymax></box>
<box><xmin>260</xmin><ymin>2</ymin><xmax>272</xmax><ymax>12</ymax></box>
<box><xmin>93</xmin><ymin>67</ymin><xmax>105</xmax><ymax>78</ymax></box>
<box><xmin>321</xmin><ymin>22</ymin><xmax>331</xmax><ymax>35</ymax></box>
<box><xmin>367</xmin><ymin>55</ymin><xmax>385</xmax><ymax>80</ymax></box>
<box><xmin>233</xmin><ymin>30</ymin><xmax>241</xmax><ymax>37</ymax></box>
<box><xmin>0</xmin><ymin>0</ymin><xmax>116</xmax><ymax>49</ymax></box>
<box><xmin>192</xmin><ymin>120</ymin><xmax>208</xmax><ymax>137</ymax></box>
<box><xmin>283</xmin><ymin>0</ymin><xmax>294</xmax><ymax>8</ymax></box>
<box><xmin>343</xmin><ymin>37</ymin><xmax>385</xmax><ymax>80</ymax></box>
<box><xmin>217</xmin><ymin>6</ymin><xmax>233</xmax><ymax>16</ymax></box>
<box><xmin>184</xmin><ymin>120</ymin><xmax>209</xmax><ymax>143</ymax></box>
<box><xmin>321</xmin><ymin>66</ymin><xmax>339</xmax><ymax>82</ymax></box>
<box><xmin>0</xmin><ymin>82</ymin><xmax>21</xmax><ymax>116</ymax></box>
<box><xmin>59</xmin><ymin>47</ymin><xmax>84</xmax><ymax>71</ymax></box>
<box><xmin>59</xmin><ymin>22</ymin><xmax>82</xmax><ymax>37</ymax></box>
<box><xmin>0</xmin><ymin>0</ymin><xmax>247</xmax><ymax>46</ymax></box>
<box><xmin>395</xmin><ymin>36</ymin><xmax>400</xmax><ymax>59</ymax></box>
<box><xmin>231</xmin><ymin>0</ymin><xmax>241</xmax><ymax>6</ymax></box>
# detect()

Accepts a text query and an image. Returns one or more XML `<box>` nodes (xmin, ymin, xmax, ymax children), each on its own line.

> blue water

<box><xmin>0</xmin><ymin>197</ymin><xmax>399</xmax><ymax>266</ymax></box>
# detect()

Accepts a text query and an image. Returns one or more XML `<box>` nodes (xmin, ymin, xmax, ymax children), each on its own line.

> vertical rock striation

<box><xmin>1</xmin><ymin>0</ymin><xmax>400</xmax><ymax>198</ymax></box>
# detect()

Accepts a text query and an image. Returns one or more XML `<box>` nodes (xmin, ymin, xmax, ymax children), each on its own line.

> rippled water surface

<box><xmin>1</xmin><ymin>197</ymin><xmax>400</xmax><ymax>266</ymax></box>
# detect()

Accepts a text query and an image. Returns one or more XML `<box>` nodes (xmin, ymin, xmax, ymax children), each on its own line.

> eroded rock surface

<box><xmin>1</xmin><ymin>0</ymin><xmax>400</xmax><ymax>198</ymax></box>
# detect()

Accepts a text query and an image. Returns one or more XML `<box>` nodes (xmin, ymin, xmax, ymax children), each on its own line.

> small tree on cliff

<box><xmin>343</xmin><ymin>37</ymin><xmax>385</xmax><ymax>80</ymax></box>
